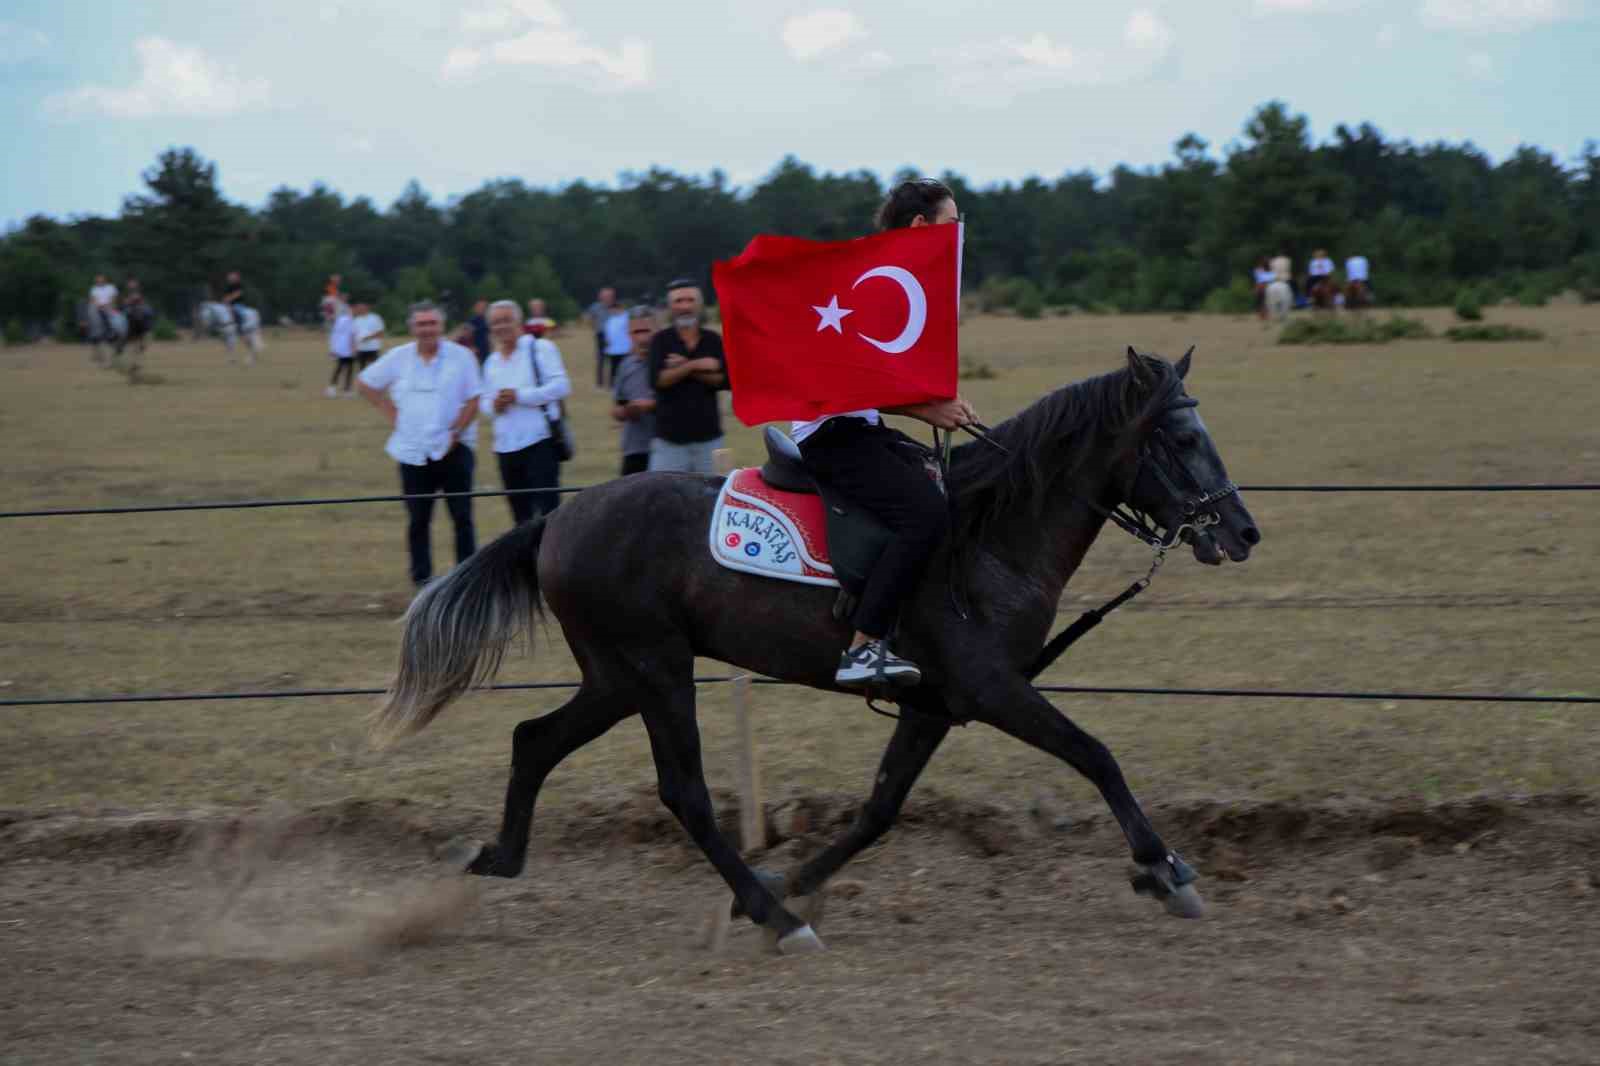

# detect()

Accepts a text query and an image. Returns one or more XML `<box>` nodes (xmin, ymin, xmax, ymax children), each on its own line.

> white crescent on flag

<box><xmin>851</xmin><ymin>265</ymin><xmax>926</xmax><ymax>355</ymax></box>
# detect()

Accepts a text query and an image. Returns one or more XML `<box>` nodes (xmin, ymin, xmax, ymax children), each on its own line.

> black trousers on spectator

<box><xmin>799</xmin><ymin>417</ymin><xmax>949</xmax><ymax>641</ymax></box>
<box><xmin>357</xmin><ymin>350</ymin><xmax>378</xmax><ymax>371</ymax></box>
<box><xmin>329</xmin><ymin>356</ymin><xmax>354</xmax><ymax>389</ymax></box>
<box><xmin>399</xmin><ymin>445</ymin><xmax>476</xmax><ymax>586</ymax></box>
<box><xmin>497</xmin><ymin>438</ymin><xmax>560</xmax><ymax>524</ymax></box>
<box><xmin>595</xmin><ymin>334</ymin><xmax>608</xmax><ymax>386</ymax></box>
<box><xmin>620</xmin><ymin>451</ymin><xmax>649</xmax><ymax>477</ymax></box>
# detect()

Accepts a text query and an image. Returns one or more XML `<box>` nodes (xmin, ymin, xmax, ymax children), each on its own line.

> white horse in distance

<box><xmin>196</xmin><ymin>301</ymin><xmax>264</xmax><ymax>363</ymax></box>
<box><xmin>1264</xmin><ymin>280</ymin><xmax>1293</xmax><ymax>323</ymax></box>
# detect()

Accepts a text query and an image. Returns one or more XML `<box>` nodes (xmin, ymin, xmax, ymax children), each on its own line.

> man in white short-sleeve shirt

<box><xmin>357</xmin><ymin>300</ymin><xmax>484</xmax><ymax>588</ymax></box>
<box><xmin>89</xmin><ymin>274</ymin><xmax>118</xmax><ymax>335</ymax></box>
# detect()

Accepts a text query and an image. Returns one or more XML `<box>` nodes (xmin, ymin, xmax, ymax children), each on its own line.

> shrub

<box><xmin>3</xmin><ymin>319</ymin><xmax>24</xmax><ymax>345</ymax></box>
<box><xmin>959</xmin><ymin>359</ymin><xmax>998</xmax><ymax>380</ymax></box>
<box><xmin>1514</xmin><ymin>284</ymin><xmax>1548</xmax><ymax>307</ymax></box>
<box><xmin>152</xmin><ymin>317</ymin><xmax>178</xmax><ymax>341</ymax></box>
<box><xmin>1013</xmin><ymin>280</ymin><xmax>1044</xmax><ymax>319</ymax></box>
<box><xmin>977</xmin><ymin>276</ymin><xmax>1026</xmax><ymax>312</ymax></box>
<box><xmin>1201</xmin><ymin>278</ymin><xmax>1256</xmax><ymax>315</ymax></box>
<box><xmin>1279</xmin><ymin>315</ymin><xmax>1433</xmax><ymax>345</ymax></box>
<box><xmin>1453</xmin><ymin>287</ymin><xmax>1483</xmax><ymax>321</ymax></box>
<box><xmin>1444</xmin><ymin>323</ymin><xmax>1545</xmax><ymax>342</ymax></box>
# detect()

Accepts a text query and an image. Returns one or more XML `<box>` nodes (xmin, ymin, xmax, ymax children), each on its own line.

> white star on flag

<box><xmin>812</xmin><ymin>295</ymin><xmax>853</xmax><ymax>333</ymax></box>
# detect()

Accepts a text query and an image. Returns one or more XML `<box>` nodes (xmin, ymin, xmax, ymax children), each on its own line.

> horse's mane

<box><xmin>948</xmin><ymin>352</ymin><xmax>1187</xmax><ymax>545</ymax></box>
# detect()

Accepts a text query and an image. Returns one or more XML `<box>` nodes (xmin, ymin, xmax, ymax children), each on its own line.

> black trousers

<box><xmin>620</xmin><ymin>451</ymin><xmax>650</xmax><ymax>476</ymax></box>
<box><xmin>496</xmin><ymin>438</ymin><xmax>560</xmax><ymax>524</ymax></box>
<box><xmin>799</xmin><ymin>418</ymin><xmax>949</xmax><ymax>640</ymax></box>
<box><xmin>595</xmin><ymin>335</ymin><xmax>608</xmax><ymax>386</ymax></box>
<box><xmin>398</xmin><ymin>445</ymin><xmax>476</xmax><ymax>586</ymax></box>
<box><xmin>329</xmin><ymin>357</ymin><xmax>354</xmax><ymax>389</ymax></box>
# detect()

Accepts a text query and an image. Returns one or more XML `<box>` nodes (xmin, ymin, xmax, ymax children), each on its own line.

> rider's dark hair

<box><xmin>876</xmin><ymin>178</ymin><xmax>955</xmax><ymax>231</ymax></box>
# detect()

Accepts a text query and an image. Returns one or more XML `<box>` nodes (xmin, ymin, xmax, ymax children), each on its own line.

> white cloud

<box><xmin>1420</xmin><ymin>0</ymin><xmax>1577</xmax><ymax>31</ymax></box>
<box><xmin>45</xmin><ymin>37</ymin><xmax>270</xmax><ymax>119</ymax></box>
<box><xmin>1254</xmin><ymin>0</ymin><xmax>1333</xmax><ymax>11</ymax></box>
<box><xmin>446</xmin><ymin>2</ymin><xmax>651</xmax><ymax>88</ymax></box>
<box><xmin>782</xmin><ymin>9</ymin><xmax>866</xmax><ymax>60</ymax></box>
<box><xmin>461</xmin><ymin>0</ymin><xmax>566</xmax><ymax>33</ymax></box>
<box><xmin>1124</xmin><ymin>11</ymin><xmax>1174</xmax><ymax>56</ymax></box>
<box><xmin>491</xmin><ymin>28</ymin><xmax>652</xmax><ymax>87</ymax></box>
<box><xmin>0</xmin><ymin>22</ymin><xmax>50</xmax><ymax>65</ymax></box>
<box><xmin>1012</xmin><ymin>33</ymin><xmax>1076</xmax><ymax>70</ymax></box>
<box><xmin>1466</xmin><ymin>51</ymin><xmax>1495</xmax><ymax>77</ymax></box>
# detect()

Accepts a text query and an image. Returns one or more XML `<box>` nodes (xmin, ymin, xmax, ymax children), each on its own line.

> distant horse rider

<box><xmin>796</xmin><ymin>178</ymin><xmax>978</xmax><ymax>690</ymax></box>
<box><xmin>1307</xmin><ymin>248</ymin><xmax>1335</xmax><ymax>309</ymax></box>
<box><xmin>89</xmin><ymin>273</ymin><xmax>118</xmax><ymax>336</ymax></box>
<box><xmin>1344</xmin><ymin>253</ymin><xmax>1371</xmax><ymax>307</ymax></box>
<box><xmin>221</xmin><ymin>270</ymin><xmax>247</xmax><ymax>335</ymax></box>
<box><xmin>1252</xmin><ymin>257</ymin><xmax>1274</xmax><ymax>320</ymax></box>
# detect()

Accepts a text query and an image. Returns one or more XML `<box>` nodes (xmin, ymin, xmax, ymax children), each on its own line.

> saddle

<box><xmin>710</xmin><ymin>427</ymin><xmax>932</xmax><ymax>616</ymax></box>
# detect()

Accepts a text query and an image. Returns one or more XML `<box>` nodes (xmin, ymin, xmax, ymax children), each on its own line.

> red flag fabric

<box><xmin>713</xmin><ymin>223</ymin><xmax>962</xmax><ymax>425</ymax></box>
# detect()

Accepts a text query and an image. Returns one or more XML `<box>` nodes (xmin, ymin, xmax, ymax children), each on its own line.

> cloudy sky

<box><xmin>1</xmin><ymin>0</ymin><xmax>1593</xmax><ymax>226</ymax></box>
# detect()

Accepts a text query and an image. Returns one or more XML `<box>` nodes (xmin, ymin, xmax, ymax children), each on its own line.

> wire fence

<box><xmin>3</xmin><ymin>481</ymin><xmax>1599</xmax><ymax>520</ymax></box>
<box><xmin>2</xmin><ymin>478</ymin><xmax>1594</xmax><ymax>710</ymax></box>
<box><xmin>3</xmin><ymin>678</ymin><xmax>1596</xmax><ymax>708</ymax></box>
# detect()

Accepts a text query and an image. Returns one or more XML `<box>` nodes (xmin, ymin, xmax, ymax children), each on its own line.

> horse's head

<box><xmin>1117</xmin><ymin>346</ymin><xmax>1260</xmax><ymax>565</ymax></box>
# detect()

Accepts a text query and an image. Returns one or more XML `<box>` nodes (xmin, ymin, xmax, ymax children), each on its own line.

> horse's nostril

<box><xmin>1240</xmin><ymin>525</ymin><xmax>1261</xmax><ymax>546</ymax></box>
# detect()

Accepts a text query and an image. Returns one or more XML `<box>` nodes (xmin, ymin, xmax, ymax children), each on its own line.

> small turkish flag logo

<box><xmin>724</xmin><ymin>532</ymin><xmax>742</xmax><ymax>549</ymax></box>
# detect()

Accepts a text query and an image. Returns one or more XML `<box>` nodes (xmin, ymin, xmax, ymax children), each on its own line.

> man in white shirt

<box><xmin>601</xmin><ymin>302</ymin><xmax>631</xmax><ymax>387</ymax></box>
<box><xmin>89</xmin><ymin>274</ymin><xmax>118</xmax><ymax>336</ymax></box>
<box><xmin>326</xmin><ymin>301</ymin><xmax>356</xmax><ymax>397</ymax></box>
<box><xmin>357</xmin><ymin>301</ymin><xmax>484</xmax><ymax>589</ymax></box>
<box><xmin>482</xmin><ymin>300</ymin><xmax>571</xmax><ymax>523</ymax></box>
<box><xmin>352</xmin><ymin>299</ymin><xmax>385</xmax><ymax>370</ymax></box>
<box><xmin>1345</xmin><ymin>254</ymin><xmax>1370</xmax><ymax>294</ymax></box>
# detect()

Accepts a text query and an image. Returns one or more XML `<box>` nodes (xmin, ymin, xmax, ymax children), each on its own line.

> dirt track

<box><xmin>4</xmin><ymin>794</ymin><xmax>1598</xmax><ymax>1065</ymax></box>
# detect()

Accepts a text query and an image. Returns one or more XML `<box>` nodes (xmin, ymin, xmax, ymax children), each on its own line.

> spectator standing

<box><xmin>611</xmin><ymin>305</ymin><xmax>659</xmax><ymax>476</ymax></box>
<box><xmin>88</xmin><ymin>274</ymin><xmax>118</xmax><ymax>335</ymax></box>
<box><xmin>647</xmin><ymin>279</ymin><xmax>727</xmax><ymax>474</ymax></box>
<box><xmin>320</xmin><ymin>274</ymin><xmax>343</xmax><ymax>328</ymax></box>
<box><xmin>356</xmin><ymin>301</ymin><xmax>482</xmax><ymax>589</ymax></box>
<box><xmin>481</xmin><ymin>300</ymin><xmax>571</xmax><ymax>523</ymax></box>
<box><xmin>586</xmin><ymin>286</ymin><xmax>617</xmax><ymax>387</ymax></box>
<box><xmin>353</xmin><ymin>299</ymin><xmax>385</xmax><ymax>370</ymax></box>
<box><xmin>467</xmin><ymin>299</ymin><xmax>491</xmax><ymax>362</ymax></box>
<box><xmin>601</xmin><ymin>301</ymin><xmax>631</xmax><ymax>386</ymax></box>
<box><xmin>524</xmin><ymin>298</ymin><xmax>556</xmax><ymax>338</ymax></box>
<box><xmin>326</xmin><ymin>299</ymin><xmax>356</xmax><ymax>396</ymax></box>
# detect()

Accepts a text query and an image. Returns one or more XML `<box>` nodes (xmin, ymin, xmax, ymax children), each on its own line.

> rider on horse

<box><xmin>221</xmin><ymin>270</ymin><xmax>246</xmax><ymax>334</ymax></box>
<box><xmin>1307</xmin><ymin>248</ymin><xmax>1335</xmax><ymax>307</ymax></box>
<box><xmin>796</xmin><ymin>179</ymin><xmax>978</xmax><ymax>691</ymax></box>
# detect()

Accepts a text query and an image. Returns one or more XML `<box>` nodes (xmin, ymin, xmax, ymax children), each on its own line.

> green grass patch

<box><xmin>1444</xmin><ymin>323</ymin><xmax>1546</xmax><ymax>342</ymax></box>
<box><xmin>1278</xmin><ymin>315</ymin><xmax>1432</xmax><ymax>345</ymax></box>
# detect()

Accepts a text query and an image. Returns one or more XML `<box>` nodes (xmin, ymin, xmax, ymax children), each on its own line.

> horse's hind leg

<box><xmin>461</xmin><ymin>687</ymin><xmax>634</xmax><ymax>878</ymax></box>
<box><xmin>976</xmin><ymin>680</ymin><xmax>1203</xmax><ymax>918</ymax></box>
<box><xmin>783</xmin><ymin>708</ymin><xmax>950</xmax><ymax>899</ymax></box>
<box><xmin>641</xmin><ymin>679</ymin><xmax>819</xmax><ymax>952</ymax></box>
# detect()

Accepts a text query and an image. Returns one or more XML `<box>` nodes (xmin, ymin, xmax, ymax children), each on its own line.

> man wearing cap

<box><xmin>647</xmin><ymin>279</ymin><xmax>726</xmax><ymax>475</ymax></box>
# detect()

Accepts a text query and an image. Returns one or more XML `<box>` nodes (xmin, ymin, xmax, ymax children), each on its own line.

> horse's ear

<box><xmin>1125</xmin><ymin>345</ymin><xmax>1154</xmax><ymax>390</ymax></box>
<box><xmin>1175</xmin><ymin>345</ymin><xmax>1194</xmax><ymax>380</ymax></box>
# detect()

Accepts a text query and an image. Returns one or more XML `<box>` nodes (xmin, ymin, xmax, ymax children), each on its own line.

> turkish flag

<box><xmin>713</xmin><ymin>223</ymin><xmax>962</xmax><ymax>425</ymax></box>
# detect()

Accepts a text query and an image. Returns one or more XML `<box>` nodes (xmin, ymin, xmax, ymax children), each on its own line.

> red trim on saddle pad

<box><xmin>727</xmin><ymin>468</ymin><xmax>832</xmax><ymax>567</ymax></box>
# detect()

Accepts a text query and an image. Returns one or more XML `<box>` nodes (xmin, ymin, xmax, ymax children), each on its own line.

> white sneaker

<box><xmin>324</xmin><ymin>386</ymin><xmax>337</xmax><ymax>397</ymax></box>
<box><xmin>835</xmin><ymin>640</ymin><xmax>922</xmax><ymax>688</ymax></box>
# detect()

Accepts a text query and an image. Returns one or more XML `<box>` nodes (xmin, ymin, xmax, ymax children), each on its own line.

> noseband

<box><xmin>1096</xmin><ymin>397</ymin><xmax>1239</xmax><ymax>552</ymax></box>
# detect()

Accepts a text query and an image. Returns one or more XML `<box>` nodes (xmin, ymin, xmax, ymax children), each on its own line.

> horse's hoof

<box><xmin>776</xmin><ymin>924</ymin><xmax>826</xmax><ymax>955</ymax></box>
<box><xmin>438</xmin><ymin>836</ymin><xmax>485</xmax><ymax>873</ymax></box>
<box><xmin>1131</xmin><ymin>854</ymin><xmax>1205</xmax><ymax>919</ymax></box>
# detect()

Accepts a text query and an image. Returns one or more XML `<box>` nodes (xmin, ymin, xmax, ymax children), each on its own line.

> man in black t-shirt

<box><xmin>220</xmin><ymin>270</ymin><xmax>245</xmax><ymax>334</ymax></box>
<box><xmin>646</xmin><ymin>279</ymin><xmax>727</xmax><ymax>473</ymax></box>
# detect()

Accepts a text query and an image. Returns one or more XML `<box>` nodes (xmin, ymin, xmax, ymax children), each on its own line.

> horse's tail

<box><xmin>370</xmin><ymin>516</ymin><xmax>548</xmax><ymax>746</ymax></box>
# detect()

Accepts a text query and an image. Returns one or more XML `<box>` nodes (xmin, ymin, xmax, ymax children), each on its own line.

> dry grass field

<box><xmin>3</xmin><ymin>307</ymin><xmax>1598</xmax><ymax>1064</ymax></box>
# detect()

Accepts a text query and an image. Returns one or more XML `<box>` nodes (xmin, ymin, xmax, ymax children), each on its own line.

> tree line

<box><xmin>3</xmin><ymin>100</ymin><xmax>1597</xmax><ymax>341</ymax></box>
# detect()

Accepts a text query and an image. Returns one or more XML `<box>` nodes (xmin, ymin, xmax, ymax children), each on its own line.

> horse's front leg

<box><xmin>969</xmin><ymin>676</ymin><xmax>1203</xmax><ymax>918</ymax></box>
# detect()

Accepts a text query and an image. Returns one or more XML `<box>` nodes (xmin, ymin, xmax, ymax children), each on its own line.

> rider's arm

<box><xmin>884</xmin><ymin>397</ymin><xmax>976</xmax><ymax>430</ymax></box>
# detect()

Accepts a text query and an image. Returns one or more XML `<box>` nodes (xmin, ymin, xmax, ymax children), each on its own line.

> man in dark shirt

<box><xmin>220</xmin><ymin>270</ymin><xmax>245</xmax><ymax>334</ymax></box>
<box><xmin>646</xmin><ymin>278</ymin><xmax>726</xmax><ymax>474</ymax></box>
<box><xmin>468</xmin><ymin>299</ymin><xmax>491</xmax><ymax>362</ymax></box>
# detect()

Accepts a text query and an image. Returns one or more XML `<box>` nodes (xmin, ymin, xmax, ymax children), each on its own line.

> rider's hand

<box><xmin>920</xmin><ymin>398</ymin><xmax>975</xmax><ymax>430</ymax></box>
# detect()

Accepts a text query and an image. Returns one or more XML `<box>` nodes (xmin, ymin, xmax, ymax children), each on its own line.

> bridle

<box><xmin>1089</xmin><ymin>396</ymin><xmax>1239</xmax><ymax>557</ymax></box>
